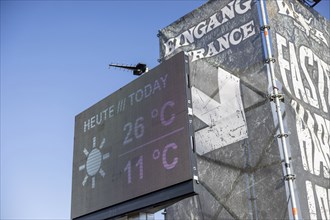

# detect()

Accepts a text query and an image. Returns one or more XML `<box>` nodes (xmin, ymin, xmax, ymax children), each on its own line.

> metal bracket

<box><xmin>275</xmin><ymin>133</ymin><xmax>289</xmax><ymax>138</ymax></box>
<box><xmin>268</xmin><ymin>93</ymin><xmax>285</xmax><ymax>102</ymax></box>
<box><xmin>284</xmin><ymin>174</ymin><xmax>296</xmax><ymax>181</ymax></box>
<box><xmin>193</xmin><ymin>175</ymin><xmax>200</xmax><ymax>184</ymax></box>
<box><xmin>260</xmin><ymin>25</ymin><xmax>270</xmax><ymax>31</ymax></box>
<box><xmin>265</xmin><ymin>57</ymin><xmax>276</xmax><ymax>63</ymax></box>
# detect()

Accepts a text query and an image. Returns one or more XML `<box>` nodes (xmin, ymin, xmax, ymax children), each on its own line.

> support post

<box><xmin>258</xmin><ymin>1</ymin><xmax>299</xmax><ymax>219</ymax></box>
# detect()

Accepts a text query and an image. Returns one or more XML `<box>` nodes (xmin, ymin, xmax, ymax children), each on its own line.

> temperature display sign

<box><xmin>71</xmin><ymin>52</ymin><xmax>197</xmax><ymax>219</ymax></box>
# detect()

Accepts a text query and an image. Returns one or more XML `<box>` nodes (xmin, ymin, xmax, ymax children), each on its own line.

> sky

<box><xmin>0</xmin><ymin>0</ymin><xmax>329</xmax><ymax>219</ymax></box>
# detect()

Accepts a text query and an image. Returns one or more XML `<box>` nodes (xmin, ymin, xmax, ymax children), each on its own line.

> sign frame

<box><xmin>71</xmin><ymin>52</ymin><xmax>199</xmax><ymax>220</ymax></box>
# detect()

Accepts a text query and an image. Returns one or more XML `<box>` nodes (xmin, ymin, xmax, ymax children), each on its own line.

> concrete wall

<box><xmin>158</xmin><ymin>0</ymin><xmax>329</xmax><ymax>219</ymax></box>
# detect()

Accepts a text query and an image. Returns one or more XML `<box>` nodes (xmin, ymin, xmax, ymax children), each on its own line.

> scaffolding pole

<box><xmin>258</xmin><ymin>1</ymin><xmax>299</xmax><ymax>219</ymax></box>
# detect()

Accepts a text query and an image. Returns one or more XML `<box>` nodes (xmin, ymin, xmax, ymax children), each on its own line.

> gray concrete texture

<box><xmin>158</xmin><ymin>0</ymin><xmax>329</xmax><ymax>219</ymax></box>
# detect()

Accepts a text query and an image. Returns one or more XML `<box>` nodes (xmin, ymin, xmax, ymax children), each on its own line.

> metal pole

<box><xmin>258</xmin><ymin>1</ymin><xmax>299</xmax><ymax>219</ymax></box>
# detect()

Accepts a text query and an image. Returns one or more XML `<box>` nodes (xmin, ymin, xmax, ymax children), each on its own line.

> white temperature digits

<box><xmin>122</xmin><ymin>100</ymin><xmax>176</xmax><ymax>146</ymax></box>
<box><xmin>123</xmin><ymin>117</ymin><xmax>145</xmax><ymax>145</ymax></box>
<box><xmin>124</xmin><ymin>143</ymin><xmax>179</xmax><ymax>184</ymax></box>
<box><xmin>124</xmin><ymin>156</ymin><xmax>143</xmax><ymax>184</ymax></box>
<box><xmin>122</xmin><ymin>100</ymin><xmax>181</xmax><ymax>184</ymax></box>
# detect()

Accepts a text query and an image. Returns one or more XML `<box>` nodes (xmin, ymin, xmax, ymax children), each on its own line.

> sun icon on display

<box><xmin>79</xmin><ymin>136</ymin><xmax>110</xmax><ymax>189</ymax></box>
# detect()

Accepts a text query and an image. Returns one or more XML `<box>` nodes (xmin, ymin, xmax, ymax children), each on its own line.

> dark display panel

<box><xmin>71</xmin><ymin>52</ymin><xmax>196</xmax><ymax>219</ymax></box>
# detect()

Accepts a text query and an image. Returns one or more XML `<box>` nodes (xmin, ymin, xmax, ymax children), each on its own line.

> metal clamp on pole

<box><xmin>260</xmin><ymin>25</ymin><xmax>270</xmax><ymax>31</ymax></box>
<box><xmin>275</xmin><ymin>133</ymin><xmax>289</xmax><ymax>138</ymax></box>
<box><xmin>284</xmin><ymin>174</ymin><xmax>296</xmax><ymax>181</ymax></box>
<box><xmin>265</xmin><ymin>57</ymin><xmax>276</xmax><ymax>63</ymax></box>
<box><xmin>268</xmin><ymin>93</ymin><xmax>285</xmax><ymax>102</ymax></box>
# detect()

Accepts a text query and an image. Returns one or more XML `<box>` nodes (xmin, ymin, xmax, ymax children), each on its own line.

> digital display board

<box><xmin>71</xmin><ymin>52</ymin><xmax>197</xmax><ymax>219</ymax></box>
